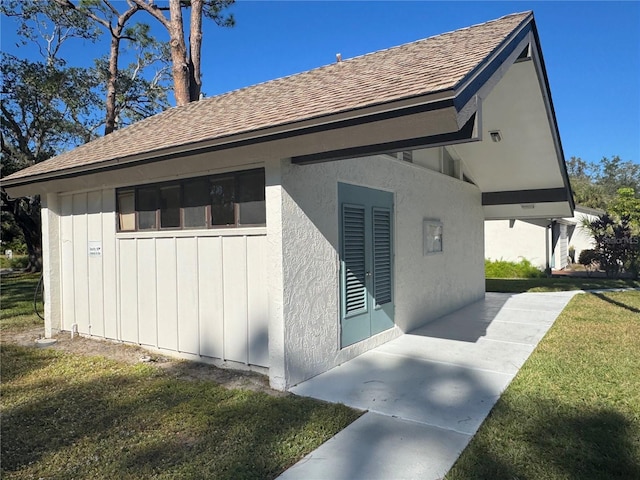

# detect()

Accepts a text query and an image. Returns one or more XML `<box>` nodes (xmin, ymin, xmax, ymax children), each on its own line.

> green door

<box><xmin>339</xmin><ymin>183</ymin><xmax>394</xmax><ymax>347</ymax></box>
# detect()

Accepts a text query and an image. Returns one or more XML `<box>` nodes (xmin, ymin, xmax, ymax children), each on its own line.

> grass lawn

<box><xmin>487</xmin><ymin>277</ymin><xmax>640</xmax><ymax>293</ymax></box>
<box><xmin>446</xmin><ymin>290</ymin><xmax>640</xmax><ymax>480</ymax></box>
<box><xmin>0</xmin><ymin>274</ymin><xmax>361</xmax><ymax>479</ymax></box>
<box><xmin>0</xmin><ymin>273</ymin><xmax>44</xmax><ymax>331</ymax></box>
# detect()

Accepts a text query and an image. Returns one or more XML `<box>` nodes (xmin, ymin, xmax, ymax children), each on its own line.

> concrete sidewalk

<box><xmin>278</xmin><ymin>291</ymin><xmax>578</xmax><ymax>480</ymax></box>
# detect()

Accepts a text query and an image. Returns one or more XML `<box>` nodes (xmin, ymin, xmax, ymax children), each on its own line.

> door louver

<box><xmin>342</xmin><ymin>205</ymin><xmax>367</xmax><ymax>315</ymax></box>
<box><xmin>373</xmin><ymin>208</ymin><xmax>392</xmax><ymax>305</ymax></box>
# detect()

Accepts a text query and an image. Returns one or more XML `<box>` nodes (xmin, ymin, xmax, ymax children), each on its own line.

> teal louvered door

<box><xmin>339</xmin><ymin>183</ymin><xmax>394</xmax><ymax>347</ymax></box>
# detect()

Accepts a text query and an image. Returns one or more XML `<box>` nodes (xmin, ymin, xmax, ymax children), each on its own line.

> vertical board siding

<box><xmin>137</xmin><ymin>239</ymin><xmax>158</xmax><ymax>347</ymax></box>
<box><xmin>87</xmin><ymin>191</ymin><xmax>105</xmax><ymax>337</ymax></box>
<box><xmin>156</xmin><ymin>238</ymin><xmax>178</xmax><ymax>351</ymax></box>
<box><xmin>119</xmin><ymin>239</ymin><xmax>139</xmax><ymax>343</ymax></box>
<box><xmin>102</xmin><ymin>190</ymin><xmax>118</xmax><ymax>340</ymax></box>
<box><xmin>72</xmin><ymin>194</ymin><xmax>90</xmax><ymax>334</ymax></box>
<box><xmin>197</xmin><ymin>237</ymin><xmax>224</xmax><ymax>359</ymax></box>
<box><xmin>60</xmin><ymin>195</ymin><xmax>75</xmax><ymax>332</ymax></box>
<box><xmin>222</xmin><ymin>237</ymin><xmax>249</xmax><ymax>363</ymax></box>
<box><xmin>60</xmin><ymin>189</ymin><xmax>267</xmax><ymax>367</ymax></box>
<box><xmin>176</xmin><ymin>237</ymin><xmax>200</xmax><ymax>355</ymax></box>
<box><xmin>247</xmin><ymin>236</ymin><xmax>269</xmax><ymax>366</ymax></box>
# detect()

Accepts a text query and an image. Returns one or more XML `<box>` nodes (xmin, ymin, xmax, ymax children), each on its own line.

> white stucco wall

<box><xmin>484</xmin><ymin>220</ymin><xmax>547</xmax><ymax>269</ymax></box>
<box><xmin>279</xmin><ymin>154</ymin><xmax>485</xmax><ymax>387</ymax></box>
<box><xmin>485</xmin><ymin>209</ymin><xmax>598</xmax><ymax>271</ymax></box>
<box><xmin>569</xmin><ymin>211</ymin><xmax>597</xmax><ymax>261</ymax></box>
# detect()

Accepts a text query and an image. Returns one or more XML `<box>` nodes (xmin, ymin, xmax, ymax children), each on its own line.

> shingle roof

<box><xmin>4</xmin><ymin>11</ymin><xmax>532</xmax><ymax>183</ymax></box>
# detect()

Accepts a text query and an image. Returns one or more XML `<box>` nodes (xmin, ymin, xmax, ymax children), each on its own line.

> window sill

<box><xmin>116</xmin><ymin>227</ymin><xmax>267</xmax><ymax>239</ymax></box>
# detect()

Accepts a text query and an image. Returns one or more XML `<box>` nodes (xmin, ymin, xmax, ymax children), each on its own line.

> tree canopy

<box><xmin>567</xmin><ymin>155</ymin><xmax>640</xmax><ymax>210</ymax></box>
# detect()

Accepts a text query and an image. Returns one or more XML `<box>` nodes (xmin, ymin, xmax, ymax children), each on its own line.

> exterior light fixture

<box><xmin>489</xmin><ymin>130</ymin><xmax>502</xmax><ymax>142</ymax></box>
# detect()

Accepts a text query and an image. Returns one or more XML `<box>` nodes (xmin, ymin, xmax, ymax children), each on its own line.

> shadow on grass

<box><xmin>447</xmin><ymin>398</ymin><xmax>640</xmax><ymax>480</ymax></box>
<box><xmin>0</xmin><ymin>273</ymin><xmax>43</xmax><ymax>317</ymax></box>
<box><xmin>591</xmin><ymin>292</ymin><xmax>640</xmax><ymax>314</ymax></box>
<box><xmin>1</xmin><ymin>345</ymin><xmax>357</xmax><ymax>480</ymax></box>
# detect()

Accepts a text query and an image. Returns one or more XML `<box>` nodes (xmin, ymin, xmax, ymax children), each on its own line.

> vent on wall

<box><xmin>516</xmin><ymin>44</ymin><xmax>531</xmax><ymax>61</ymax></box>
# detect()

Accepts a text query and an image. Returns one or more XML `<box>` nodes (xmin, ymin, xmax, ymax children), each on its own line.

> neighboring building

<box><xmin>3</xmin><ymin>12</ymin><xmax>573</xmax><ymax>390</ymax></box>
<box><xmin>485</xmin><ymin>206</ymin><xmax>602</xmax><ymax>270</ymax></box>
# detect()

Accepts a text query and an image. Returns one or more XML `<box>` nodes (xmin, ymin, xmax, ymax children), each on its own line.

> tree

<box><xmin>54</xmin><ymin>0</ymin><xmax>170</xmax><ymax>134</ymax></box>
<box><xmin>597</xmin><ymin>156</ymin><xmax>640</xmax><ymax>197</ymax></box>
<box><xmin>1</xmin><ymin>54</ymin><xmax>103</xmax><ymax>271</ymax></box>
<box><xmin>1</xmin><ymin>1</ymin><xmax>170</xmax><ymax>270</ymax></box>
<box><xmin>610</xmin><ymin>188</ymin><xmax>640</xmax><ymax>227</ymax></box>
<box><xmin>130</xmin><ymin>0</ymin><xmax>234</xmax><ymax>105</ymax></box>
<box><xmin>567</xmin><ymin>155</ymin><xmax>640</xmax><ymax>210</ymax></box>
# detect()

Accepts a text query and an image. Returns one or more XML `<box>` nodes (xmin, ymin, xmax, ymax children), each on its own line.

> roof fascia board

<box><xmin>482</xmin><ymin>187</ymin><xmax>569</xmax><ymax>206</ymax></box>
<box><xmin>528</xmin><ymin>19</ymin><xmax>575</xmax><ymax>214</ymax></box>
<box><xmin>454</xmin><ymin>16</ymin><xmax>533</xmax><ymax>112</ymax></box>
<box><xmin>455</xmin><ymin>31</ymin><xmax>533</xmax><ymax>130</ymax></box>
<box><xmin>291</xmin><ymin>113</ymin><xmax>478</xmax><ymax>165</ymax></box>
<box><xmin>574</xmin><ymin>205</ymin><xmax>605</xmax><ymax>216</ymax></box>
<box><xmin>2</xmin><ymin>91</ymin><xmax>457</xmax><ymax>189</ymax></box>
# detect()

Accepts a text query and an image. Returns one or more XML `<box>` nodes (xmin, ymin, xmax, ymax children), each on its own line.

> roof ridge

<box><xmin>4</xmin><ymin>10</ymin><xmax>535</xmax><ymax>184</ymax></box>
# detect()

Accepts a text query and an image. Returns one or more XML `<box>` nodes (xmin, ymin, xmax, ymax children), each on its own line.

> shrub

<box><xmin>578</xmin><ymin>249</ymin><xmax>599</xmax><ymax>267</ymax></box>
<box><xmin>1</xmin><ymin>255</ymin><xmax>29</xmax><ymax>270</ymax></box>
<box><xmin>485</xmin><ymin>258</ymin><xmax>545</xmax><ymax>278</ymax></box>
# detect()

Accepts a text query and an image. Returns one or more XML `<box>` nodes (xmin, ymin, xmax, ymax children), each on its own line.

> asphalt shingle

<box><xmin>4</xmin><ymin>11</ymin><xmax>531</xmax><ymax>183</ymax></box>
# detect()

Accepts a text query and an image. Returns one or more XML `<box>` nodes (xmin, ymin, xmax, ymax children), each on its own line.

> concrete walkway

<box><xmin>278</xmin><ymin>291</ymin><xmax>579</xmax><ymax>480</ymax></box>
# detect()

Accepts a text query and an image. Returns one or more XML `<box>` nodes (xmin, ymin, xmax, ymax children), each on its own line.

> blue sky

<box><xmin>2</xmin><ymin>1</ymin><xmax>639</xmax><ymax>164</ymax></box>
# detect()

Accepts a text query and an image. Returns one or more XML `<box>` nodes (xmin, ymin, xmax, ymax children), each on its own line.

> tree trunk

<box><xmin>3</xmin><ymin>193</ymin><xmax>43</xmax><ymax>272</ymax></box>
<box><xmin>104</xmin><ymin>33</ymin><xmax>120</xmax><ymax>135</ymax></box>
<box><xmin>168</xmin><ymin>0</ymin><xmax>190</xmax><ymax>106</ymax></box>
<box><xmin>188</xmin><ymin>0</ymin><xmax>203</xmax><ymax>101</ymax></box>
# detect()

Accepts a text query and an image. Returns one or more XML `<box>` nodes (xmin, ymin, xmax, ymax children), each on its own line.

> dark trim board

<box><xmin>3</xmin><ymin>97</ymin><xmax>458</xmax><ymax>189</ymax></box>
<box><xmin>454</xmin><ymin>21</ymin><xmax>532</xmax><ymax>110</ymax></box>
<box><xmin>482</xmin><ymin>188</ymin><xmax>569</xmax><ymax>205</ymax></box>
<box><xmin>292</xmin><ymin>114</ymin><xmax>477</xmax><ymax>165</ymax></box>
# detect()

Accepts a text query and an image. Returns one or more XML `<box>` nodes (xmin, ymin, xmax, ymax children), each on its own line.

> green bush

<box><xmin>1</xmin><ymin>238</ymin><xmax>27</xmax><ymax>255</ymax></box>
<box><xmin>0</xmin><ymin>255</ymin><xmax>29</xmax><ymax>270</ymax></box>
<box><xmin>578</xmin><ymin>249</ymin><xmax>599</xmax><ymax>267</ymax></box>
<box><xmin>485</xmin><ymin>258</ymin><xmax>545</xmax><ymax>278</ymax></box>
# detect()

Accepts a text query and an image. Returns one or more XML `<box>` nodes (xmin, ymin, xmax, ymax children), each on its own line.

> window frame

<box><xmin>116</xmin><ymin>168</ymin><xmax>266</xmax><ymax>232</ymax></box>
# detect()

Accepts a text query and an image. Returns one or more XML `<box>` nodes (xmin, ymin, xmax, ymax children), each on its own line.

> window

<box><xmin>116</xmin><ymin>169</ymin><xmax>266</xmax><ymax>232</ymax></box>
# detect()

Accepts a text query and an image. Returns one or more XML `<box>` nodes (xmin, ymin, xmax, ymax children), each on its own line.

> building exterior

<box><xmin>3</xmin><ymin>12</ymin><xmax>573</xmax><ymax>390</ymax></box>
<box><xmin>485</xmin><ymin>206</ymin><xmax>602</xmax><ymax>271</ymax></box>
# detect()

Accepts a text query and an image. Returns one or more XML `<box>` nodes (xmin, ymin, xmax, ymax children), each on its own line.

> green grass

<box><xmin>446</xmin><ymin>291</ymin><xmax>640</xmax><ymax>480</ymax></box>
<box><xmin>0</xmin><ymin>273</ymin><xmax>44</xmax><ymax>331</ymax></box>
<box><xmin>487</xmin><ymin>277</ymin><xmax>640</xmax><ymax>293</ymax></box>
<box><xmin>0</xmin><ymin>274</ymin><xmax>362</xmax><ymax>479</ymax></box>
<box><xmin>485</xmin><ymin>258</ymin><xmax>545</xmax><ymax>279</ymax></box>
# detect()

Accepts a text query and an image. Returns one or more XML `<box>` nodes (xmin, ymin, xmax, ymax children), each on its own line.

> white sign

<box><xmin>88</xmin><ymin>241</ymin><xmax>102</xmax><ymax>257</ymax></box>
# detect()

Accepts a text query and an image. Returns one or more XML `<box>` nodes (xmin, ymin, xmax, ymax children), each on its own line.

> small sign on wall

<box><xmin>88</xmin><ymin>241</ymin><xmax>102</xmax><ymax>257</ymax></box>
<box><xmin>423</xmin><ymin>219</ymin><xmax>443</xmax><ymax>255</ymax></box>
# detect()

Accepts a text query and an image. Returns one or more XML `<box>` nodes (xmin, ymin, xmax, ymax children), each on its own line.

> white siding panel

<box><xmin>60</xmin><ymin>195</ymin><xmax>75</xmax><ymax>332</ymax></box>
<box><xmin>72</xmin><ymin>194</ymin><xmax>90</xmax><ymax>335</ymax></box>
<box><xmin>119</xmin><ymin>239</ymin><xmax>138</xmax><ymax>343</ymax></box>
<box><xmin>197</xmin><ymin>236</ymin><xmax>224</xmax><ymax>359</ymax></box>
<box><xmin>223</xmin><ymin>236</ymin><xmax>248</xmax><ymax>363</ymax></box>
<box><xmin>247</xmin><ymin>236</ymin><xmax>268</xmax><ymax>366</ymax></box>
<box><xmin>176</xmin><ymin>237</ymin><xmax>199</xmax><ymax>355</ymax></box>
<box><xmin>156</xmin><ymin>238</ymin><xmax>178</xmax><ymax>351</ymax></box>
<box><xmin>102</xmin><ymin>190</ymin><xmax>118</xmax><ymax>339</ymax></box>
<box><xmin>137</xmin><ymin>239</ymin><xmax>158</xmax><ymax>346</ymax></box>
<box><xmin>87</xmin><ymin>191</ymin><xmax>104</xmax><ymax>337</ymax></box>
